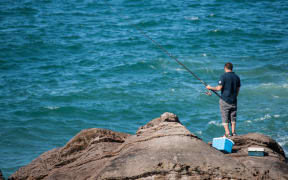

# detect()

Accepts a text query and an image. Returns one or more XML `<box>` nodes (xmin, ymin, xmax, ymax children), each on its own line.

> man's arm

<box><xmin>236</xmin><ymin>87</ymin><xmax>240</xmax><ymax>96</ymax></box>
<box><xmin>206</xmin><ymin>85</ymin><xmax>222</xmax><ymax>91</ymax></box>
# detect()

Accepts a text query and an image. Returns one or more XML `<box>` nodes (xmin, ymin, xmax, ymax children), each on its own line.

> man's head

<box><xmin>224</xmin><ymin>62</ymin><xmax>233</xmax><ymax>72</ymax></box>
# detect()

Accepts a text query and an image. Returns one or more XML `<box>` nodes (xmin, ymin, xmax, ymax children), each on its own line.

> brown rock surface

<box><xmin>228</xmin><ymin>133</ymin><xmax>288</xmax><ymax>179</ymax></box>
<box><xmin>10</xmin><ymin>128</ymin><xmax>130</xmax><ymax>180</ymax></box>
<box><xmin>0</xmin><ymin>169</ymin><xmax>5</xmax><ymax>180</ymax></box>
<box><xmin>9</xmin><ymin>112</ymin><xmax>288</xmax><ymax>180</ymax></box>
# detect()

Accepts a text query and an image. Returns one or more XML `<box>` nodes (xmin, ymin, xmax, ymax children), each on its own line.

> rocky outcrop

<box><xmin>10</xmin><ymin>112</ymin><xmax>288</xmax><ymax>180</ymax></box>
<box><xmin>228</xmin><ymin>133</ymin><xmax>288</xmax><ymax>179</ymax></box>
<box><xmin>0</xmin><ymin>170</ymin><xmax>5</xmax><ymax>180</ymax></box>
<box><xmin>10</xmin><ymin>129</ymin><xmax>130</xmax><ymax>180</ymax></box>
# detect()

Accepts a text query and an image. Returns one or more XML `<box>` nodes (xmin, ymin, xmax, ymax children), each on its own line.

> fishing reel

<box><xmin>200</xmin><ymin>89</ymin><xmax>212</xmax><ymax>96</ymax></box>
<box><xmin>205</xmin><ymin>90</ymin><xmax>212</xmax><ymax>96</ymax></box>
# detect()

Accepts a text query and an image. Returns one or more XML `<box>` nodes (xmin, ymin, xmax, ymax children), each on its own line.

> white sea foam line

<box><xmin>211</xmin><ymin>29</ymin><xmax>219</xmax><ymax>32</ymax></box>
<box><xmin>208</xmin><ymin>120</ymin><xmax>222</xmax><ymax>127</ymax></box>
<box><xmin>273</xmin><ymin>114</ymin><xmax>280</xmax><ymax>118</ymax></box>
<box><xmin>185</xmin><ymin>16</ymin><xmax>199</xmax><ymax>21</ymax></box>
<box><xmin>149</xmin><ymin>65</ymin><xmax>156</xmax><ymax>69</ymax></box>
<box><xmin>45</xmin><ymin>106</ymin><xmax>60</xmax><ymax>110</ymax></box>
<box><xmin>170</xmin><ymin>88</ymin><xmax>175</xmax><ymax>92</ymax></box>
<box><xmin>277</xmin><ymin>136</ymin><xmax>288</xmax><ymax>148</ymax></box>
<box><xmin>254</xmin><ymin>114</ymin><xmax>271</xmax><ymax>122</ymax></box>
<box><xmin>244</xmin><ymin>83</ymin><xmax>288</xmax><ymax>91</ymax></box>
<box><xmin>282</xmin><ymin>84</ymin><xmax>288</xmax><ymax>88</ymax></box>
<box><xmin>175</xmin><ymin>68</ymin><xmax>185</xmax><ymax>72</ymax></box>
<box><xmin>259</xmin><ymin>83</ymin><xmax>288</xmax><ymax>89</ymax></box>
<box><xmin>205</xmin><ymin>67</ymin><xmax>215</xmax><ymax>73</ymax></box>
<box><xmin>278</xmin><ymin>141</ymin><xmax>288</xmax><ymax>147</ymax></box>
<box><xmin>260</xmin><ymin>114</ymin><xmax>271</xmax><ymax>121</ymax></box>
<box><xmin>254</xmin><ymin>114</ymin><xmax>281</xmax><ymax>122</ymax></box>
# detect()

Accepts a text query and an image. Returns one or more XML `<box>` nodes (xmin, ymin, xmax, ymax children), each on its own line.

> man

<box><xmin>206</xmin><ymin>62</ymin><xmax>241</xmax><ymax>137</ymax></box>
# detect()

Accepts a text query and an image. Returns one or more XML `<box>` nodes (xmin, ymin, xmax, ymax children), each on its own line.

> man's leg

<box><xmin>231</xmin><ymin>105</ymin><xmax>237</xmax><ymax>135</ymax></box>
<box><xmin>220</xmin><ymin>99</ymin><xmax>230</xmax><ymax>136</ymax></box>
<box><xmin>223</xmin><ymin>123</ymin><xmax>230</xmax><ymax>136</ymax></box>
<box><xmin>231</xmin><ymin>122</ymin><xmax>236</xmax><ymax>134</ymax></box>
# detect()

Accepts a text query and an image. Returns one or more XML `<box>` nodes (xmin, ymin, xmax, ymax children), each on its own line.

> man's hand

<box><xmin>206</xmin><ymin>85</ymin><xmax>212</xmax><ymax>90</ymax></box>
<box><xmin>206</xmin><ymin>85</ymin><xmax>222</xmax><ymax>91</ymax></box>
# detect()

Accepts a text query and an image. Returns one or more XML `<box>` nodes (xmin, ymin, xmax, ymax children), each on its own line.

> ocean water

<box><xmin>1</xmin><ymin>0</ymin><xmax>288</xmax><ymax>178</ymax></box>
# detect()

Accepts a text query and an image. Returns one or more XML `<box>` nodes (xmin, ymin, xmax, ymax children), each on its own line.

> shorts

<box><xmin>219</xmin><ymin>99</ymin><xmax>237</xmax><ymax>125</ymax></box>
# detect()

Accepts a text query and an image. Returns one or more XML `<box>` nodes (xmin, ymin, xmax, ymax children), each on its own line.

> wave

<box><xmin>259</xmin><ymin>83</ymin><xmax>288</xmax><ymax>89</ymax></box>
<box><xmin>44</xmin><ymin>106</ymin><xmax>60</xmax><ymax>110</ymax></box>
<box><xmin>257</xmin><ymin>114</ymin><xmax>271</xmax><ymax>121</ymax></box>
<box><xmin>245</xmin><ymin>114</ymin><xmax>282</xmax><ymax>124</ymax></box>
<box><xmin>208</xmin><ymin>120</ymin><xmax>222</xmax><ymax>127</ymax></box>
<box><xmin>277</xmin><ymin>136</ymin><xmax>288</xmax><ymax>147</ymax></box>
<box><xmin>242</xmin><ymin>83</ymin><xmax>288</xmax><ymax>95</ymax></box>
<box><xmin>276</xmin><ymin>135</ymin><xmax>288</xmax><ymax>156</ymax></box>
<box><xmin>185</xmin><ymin>16</ymin><xmax>199</xmax><ymax>21</ymax></box>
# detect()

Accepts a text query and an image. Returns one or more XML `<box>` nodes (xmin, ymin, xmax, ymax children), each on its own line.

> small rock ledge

<box><xmin>7</xmin><ymin>112</ymin><xmax>288</xmax><ymax>180</ymax></box>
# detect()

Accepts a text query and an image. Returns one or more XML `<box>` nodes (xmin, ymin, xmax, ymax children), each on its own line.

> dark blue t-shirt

<box><xmin>218</xmin><ymin>72</ymin><xmax>241</xmax><ymax>104</ymax></box>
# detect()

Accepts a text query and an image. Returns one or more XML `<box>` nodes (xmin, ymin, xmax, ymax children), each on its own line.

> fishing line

<box><xmin>104</xmin><ymin>1</ymin><xmax>221</xmax><ymax>98</ymax></box>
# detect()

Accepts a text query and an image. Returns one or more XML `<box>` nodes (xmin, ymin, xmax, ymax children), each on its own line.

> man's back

<box><xmin>219</xmin><ymin>72</ymin><xmax>241</xmax><ymax>104</ymax></box>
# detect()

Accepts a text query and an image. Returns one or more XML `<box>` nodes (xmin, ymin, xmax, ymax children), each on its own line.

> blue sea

<box><xmin>1</xmin><ymin>0</ymin><xmax>288</xmax><ymax>178</ymax></box>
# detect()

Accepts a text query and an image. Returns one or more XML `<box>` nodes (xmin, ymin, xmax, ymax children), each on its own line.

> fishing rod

<box><xmin>105</xmin><ymin>1</ymin><xmax>221</xmax><ymax>98</ymax></box>
<box><xmin>134</xmin><ymin>27</ymin><xmax>221</xmax><ymax>98</ymax></box>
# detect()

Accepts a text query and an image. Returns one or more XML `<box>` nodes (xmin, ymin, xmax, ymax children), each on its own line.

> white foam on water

<box><xmin>260</xmin><ymin>114</ymin><xmax>271</xmax><ymax>121</ymax></box>
<box><xmin>254</xmin><ymin>114</ymin><xmax>271</xmax><ymax>122</ymax></box>
<box><xmin>45</xmin><ymin>106</ymin><xmax>59</xmax><ymax>110</ymax></box>
<box><xmin>259</xmin><ymin>83</ymin><xmax>288</xmax><ymax>89</ymax></box>
<box><xmin>149</xmin><ymin>65</ymin><xmax>156</xmax><ymax>69</ymax></box>
<box><xmin>185</xmin><ymin>16</ymin><xmax>199</xmax><ymax>21</ymax></box>
<box><xmin>175</xmin><ymin>68</ymin><xmax>185</xmax><ymax>72</ymax></box>
<box><xmin>211</xmin><ymin>29</ymin><xmax>219</xmax><ymax>32</ymax></box>
<box><xmin>261</xmin><ymin>83</ymin><xmax>274</xmax><ymax>87</ymax></box>
<box><xmin>276</xmin><ymin>136</ymin><xmax>288</xmax><ymax>152</ymax></box>
<box><xmin>283</xmin><ymin>84</ymin><xmax>288</xmax><ymax>88</ymax></box>
<box><xmin>205</xmin><ymin>67</ymin><xmax>214</xmax><ymax>73</ymax></box>
<box><xmin>278</xmin><ymin>141</ymin><xmax>287</xmax><ymax>147</ymax></box>
<box><xmin>273</xmin><ymin>114</ymin><xmax>280</xmax><ymax>118</ymax></box>
<box><xmin>208</xmin><ymin>120</ymin><xmax>222</xmax><ymax>127</ymax></box>
<box><xmin>253</xmin><ymin>114</ymin><xmax>281</xmax><ymax>122</ymax></box>
<box><xmin>279</xmin><ymin>143</ymin><xmax>288</xmax><ymax>155</ymax></box>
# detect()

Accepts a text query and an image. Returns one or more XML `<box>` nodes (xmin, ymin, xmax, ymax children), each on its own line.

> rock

<box><xmin>208</xmin><ymin>133</ymin><xmax>288</xmax><ymax>179</ymax></box>
<box><xmin>9</xmin><ymin>112</ymin><xmax>288</xmax><ymax>180</ymax></box>
<box><xmin>227</xmin><ymin>133</ymin><xmax>288</xmax><ymax>179</ymax></box>
<box><xmin>9</xmin><ymin>128</ymin><xmax>130</xmax><ymax>180</ymax></box>
<box><xmin>0</xmin><ymin>169</ymin><xmax>5</xmax><ymax>180</ymax></box>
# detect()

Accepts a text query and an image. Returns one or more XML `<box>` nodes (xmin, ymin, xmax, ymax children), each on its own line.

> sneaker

<box><xmin>223</xmin><ymin>133</ymin><xmax>231</xmax><ymax>138</ymax></box>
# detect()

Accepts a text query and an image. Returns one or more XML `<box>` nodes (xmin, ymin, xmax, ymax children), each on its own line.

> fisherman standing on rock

<box><xmin>206</xmin><ymin>62</ymin><xmax>241</xmax><ymax>137</ymax></box>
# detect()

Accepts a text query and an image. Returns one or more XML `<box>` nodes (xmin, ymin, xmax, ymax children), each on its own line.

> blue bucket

<box><xmin>212</xmin><ymin>137</ymin><xmax>234</xmax><ymax>153</ymax></box>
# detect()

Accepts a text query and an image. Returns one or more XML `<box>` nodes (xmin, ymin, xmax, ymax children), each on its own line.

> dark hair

<box><xmin>225</xmin><ymin>62</ymin><xmax>233</xmax><ymax>70</ymax></box>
